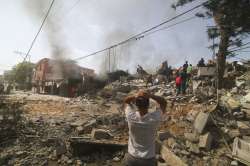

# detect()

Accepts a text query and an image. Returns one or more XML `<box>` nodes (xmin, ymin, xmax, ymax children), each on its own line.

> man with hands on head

<box><xmin>123</xmin><ymin>90</ymin><xmax>167</xmax><ymax>166</ymax></box>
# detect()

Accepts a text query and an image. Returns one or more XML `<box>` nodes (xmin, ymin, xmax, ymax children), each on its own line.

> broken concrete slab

<box><xmin>70</xmin><ymin>120</ymin><xmax>86</xmax><ymax>127</ymax></box>
<box><xmin>232</xmin><ymin>137</ymin><xmax>250</xmax><ymax>165</ymax></box>
<box><xmin>69</xmin><ymin>137</ymin><xmax>127</xmax><ymax>156</ymax></box>
<box><xmin>244</xmin><ymin>93</ymin><xmax>250</xmax><ymax>103</ymax></box>
<box><xmin>199</xmin><ymin>132</ymin><xmax>213</xmax><ymax>150</ymax></box>
<box><xmin>194</xmin><ymin>111</ymin><xmax>210</xmax><ymax>134</ymax></box>
<box><xmin>184</xmin><ymin>133</ymin><xmax>199</xmax><ymax>143</ymax></box>
<box><xmin>91</xmin><ymin>129</ymin><xmax>113</xmax><ymax>140</ymax></box>
<box><xmin>82</xmin><ymin>119</ymin><xmax>97</xmax><ymax>133</ymax></box>
<box><xmin>161</xmin><ymin>144</ymin><xmax>188</xmax><ymax>166</ymax></box>
<box><xmin>242</xmin><ymin>136</ymin><xmax>250</xmax><ymax>143</ymax></box>
<box><xmin>55</xmin><ymin>140</ymin><xmax>67</xmax><ymax>157</ymax></box>
<box><xmin>228</xmin><ymin>129</ymin><xmax>241</xmax><ymax>139</ymax></box>
<box><xmin>186</xmin><ymin>110</ymin><xmax>199</xmax><ymax>122</ymax></box>
<box><xmin>197</xmin><ymin>67</ymin><xmax>216</xmax><ymax>77</ymax></box>
<box><xmin>188</xmin><ymin>143</ymin><xmax>200</xmax><ymax>154</ymax></box>
<box><xmin>76</xmin><ymin>126</ymin><xmax>84</xmax><ymax>134</ymax></box>
<box><xmin>158</xmin><ymin>131</ymin><xmax>171</xmax><ymax>141</ymax></box>
<box><xmin>221</xmin><ymin>96</ymin><xmax>241</xmax><ymax>112</ymax></box>
<box><xmin>237</xmin><ymin>121</ymin><xmax>250</xmax><ymax>130</ymax></box>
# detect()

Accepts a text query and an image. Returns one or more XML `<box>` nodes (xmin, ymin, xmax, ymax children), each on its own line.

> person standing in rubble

<box><xmin>123</xmin><ymin>90</ymin><xmax>166</xmax><ymax>166</ymax></box>
<box><xmin>175</xmin><ymin>72</ymin><xmax>182</xmax><ymax>95</ymax></box>
<box><xmin>180</xmin><ymin>68</ymin><xmax>187</xmax><ymax>94</ymax></box>
<box><xmin>183</xmin><ymin>61</ymin><xmax>188</xmax><ymax>72</ymax></box>
<box><xmin>198</xmin><ymin>58</ymin><xmax>205</xmax><ymax>67</ymax></box>
<box><xmin>187</xmin><ymin>64</ymin><xmax>193</xmax><ymax>81</ymax></box>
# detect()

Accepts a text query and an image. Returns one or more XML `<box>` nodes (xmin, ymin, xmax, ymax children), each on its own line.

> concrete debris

<box><xmin>236</xmin><ymin>121</ymin><xmax>250</xmax><ymax>129</ymax></box>
<box><xmin>228</xmin><ymin>129</ymin><xmax>241</xmax><ymax>139</ymax></box>
<box><xmin>184</xmin><ymin>133</ymin><xmax>199</xmax><ymax>143</ymax></box>
<box><xmin>161</xmin><ymin>144</ymin><xmax>188</xmax><ymax>166</ymax></box>
<box><xmin>194</xmin><ymin>111</ymin><xmax>210</xmax><ymax>134</ymax></box>
<box><xmin>199</xmin><ymin>132</ymin><xmax>213</xmax><ymax>150</ymax></box>
<box><xmin>158</xmin><ymin>131</ymin><xmax>171</xmax><ymax>141</ymax></box>
<box><xmin>186</xmin><ymin>110</ymin><xmax>199</xmax><ymax>122</ymax></box>
<box><xmin>55</xmin><ymin>140</ymin><xmax>67</xmax><ymax>156</ymax></box>
<box><xmin>230</xmin><ymin>160</ymin><xmax>239</xmax><ymax>166</ymax></box>
<box><xmin>1</xmin><ymin>60</ymin><xmax>250</xmax><ymax>165</ymax></box>
<box><xmin>197</xmin><ymin>67</ymin><xmax>216</xmax><ymax>77</ymax></box>
<box><xmin>188</xmin><ymin>143</ymin><xmax>200</xmax><ymax>154</ymax></box>
<box><xmin>221</xmin><ymin>96</ymin><xmax>241</xmax><ymax>112</ymax></box>
<box><xmin>70</xmin><ymin>137</ymin><xmax>126</xmax><ymax>156</ymax></box>
<box><xmin>91</xmin><ymin>129</ymin><xmax>113</xmax><ymax>140</ymax></box>
<box><xmin>232</xmin><ymin>137</ymin><xmax>250</xmax><ymax>165</ymax></box>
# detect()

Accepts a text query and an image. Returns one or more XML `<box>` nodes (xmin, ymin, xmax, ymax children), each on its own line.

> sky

<box><xmin>0</xmin><ymin>0</ymin><xmax>249</xmax><ymax>74</ymax></box>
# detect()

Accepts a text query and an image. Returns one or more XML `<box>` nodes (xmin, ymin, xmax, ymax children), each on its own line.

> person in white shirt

<box><xmin>123</xmin><ymin>90</ymin><xmax>167</xmax><ymax>166</ymax></box>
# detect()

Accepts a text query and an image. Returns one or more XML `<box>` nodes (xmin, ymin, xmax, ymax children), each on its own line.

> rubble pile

<box><xmin>0</xmin><ymin>99</ymin><xmax>22</xmax><ymax>144</ymax></box>
<box><xmin>1</xmin><ymin>60</ymin><xmax>250</xmax><ymax>165</ymax></box>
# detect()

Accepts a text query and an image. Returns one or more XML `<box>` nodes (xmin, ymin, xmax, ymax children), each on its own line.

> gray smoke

<box><xmin>74</xmin><ymin>0</ymin><xmax>177</xmax><ymax>74</ymax></box>
<box><xmin>23</xmin><ymin>0</ymin><xmax>74</xmax><ymax>78</ymax></box>
<box><xmin>23</xmin><ymin>0</ymin><xmax>208</xmax><ymax>74</ymax></box>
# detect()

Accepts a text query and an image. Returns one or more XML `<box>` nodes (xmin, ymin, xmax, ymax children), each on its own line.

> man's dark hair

<box><xmin>135</xmin><ymin>96</ymin><xmax>149</xmax><ymax>109</ymax></box>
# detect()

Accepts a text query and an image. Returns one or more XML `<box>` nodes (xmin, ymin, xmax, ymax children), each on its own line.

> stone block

<box><xmin>197</xmin><ymin>67</ymin><xmax>216</xmax><ymax>77</ymax></box>
<box><xmin>229</xmin><ymin>129</ymin><xmax>241</xmax><ymax>139</ymax></box>
<box><xmin>161</xmin><ymin>145</ymin><xmax>188</xmax><ymax>166</ymax></box>
<box><xmin>158</xmin><ymin>131</ymin><xmax>171</xmax><ymax>141</ymax></box>
<box><xmin>232</xmin><ymin>137</ymin><xmax>250</xmax><ymax>165</ymax></box>
<box><xmin>194</xmin><ymin>112</ymin><xmax>210</xmax><ymax>134</ymax></box>
<box><xmin>184</xmin><ymin>133</ymin><xmax>199</xmax><ymax>143</ymax></box>
<box><xmin>91</xmin><ymin>129</ymin><xmax>113</xmax><ymax>140</ymax></box>
<box><xmin>199</xmin><ymin>132</ymin><xmax>213</xmax><ymax>150</ymax></box>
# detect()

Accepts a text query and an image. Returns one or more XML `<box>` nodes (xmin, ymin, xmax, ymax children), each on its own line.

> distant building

<box><xmin>32</xmin><ymin>58</ymin><xmax>95</xmax><ymax>97</ymax></box>
<box><xmin>0</xmin><ymin>75</ymin><xmax>3</xmax><ymax>84</ymax></box>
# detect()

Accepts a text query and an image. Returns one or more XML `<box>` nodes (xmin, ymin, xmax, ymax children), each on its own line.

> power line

<box><xmin>142</xmin><ymin>16</ymin><xmax>197</xmax><ymax>37</ymax></box>
<box><xmin>23</xmin><ymin>0</ymin><xmax>55</xmax><ymax>62</ymax></box>
<box><xmin>74</xmin><ymin>1</ymin><xmax>207</xmax><ymax>61</ymax></box>
<box><xmin>235</xmin><ymin>50</ymin><xmax>250</xmax><ymax>53</ymax></box>
<box><xmin>63</xmin><ymin>0</ymin><xmax>81</xmax><ymax>16</ymax></box>
<box><xmin>229</xmin><ymin>46</ymin><xmax>250</xmax><ymax>53</ymax></box>
<box><xmin>228</xmin><ymin>41</ymin><xmax>250</xmax><ymax>51</ymax></box>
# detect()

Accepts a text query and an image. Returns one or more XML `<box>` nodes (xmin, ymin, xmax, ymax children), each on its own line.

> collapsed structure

<box><xmin>32</xmin><ymin>58</ymin><xmax>95</xmax><ymax>97</ymax></box>
<box><xmin>1</xmin><ymin>59</ymin><xmax>250</xmax><ymax>165</ymax></box>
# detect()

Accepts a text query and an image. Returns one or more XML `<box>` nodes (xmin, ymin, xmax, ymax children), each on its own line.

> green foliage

<box><xmin>4</xmin><ymin>62</ymin><xmax>34</xmax><ymax>89</ymax></box>
<box><xmin>3</xmin><ymin>70</ymin><xmax>15</xmax><ymax>83</ymax></box>
<box><xmin>174</xmin><ymin>0</ymin><xmax>250</xmax><ymax>54</ymax></box>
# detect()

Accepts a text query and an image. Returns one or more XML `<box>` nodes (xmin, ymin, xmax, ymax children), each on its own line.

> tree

<box><xmin>4</xmin><ymin>62</ymin><xmax>35</xmax><ymax>90</ymax></box>
<box><xmin>174</xmin><ymin>0</ymin><xmax>250</xmax><ymax>88</ymax></box>
<box><xmin>3</xmin><ymin>70</ymin><xmax>15</xmax><ymax>84</ymax></box>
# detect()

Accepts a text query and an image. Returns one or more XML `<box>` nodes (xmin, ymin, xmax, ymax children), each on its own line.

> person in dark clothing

<box><xmin>198</xmin><ymin>58</ymin><xmax>205</xmax><ymax>67</ymax></box>
<box><xmin>180</xmin><ymin>70</ymin><xmax>187</xmax><ymax>94</ymax></box>
<box><xmin>146</xmin><ymin>74</ymin><xmax>153</xmax><ymax>87</ymax></box>
<box><xmin>183</xmin><ymin>61</ymin><xmax>188</xmax><ymax>72</ymax></box>
<box><xmin>175</xmin><ymin>73</ymin><xmax>182</xmax><ymax>95</ymax></box>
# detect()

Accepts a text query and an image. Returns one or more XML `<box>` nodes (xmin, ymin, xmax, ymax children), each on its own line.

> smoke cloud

<box><xmin>23</xmin><ymin>0</ymin><xmax>209</xmax><ymax>74</ymax></box>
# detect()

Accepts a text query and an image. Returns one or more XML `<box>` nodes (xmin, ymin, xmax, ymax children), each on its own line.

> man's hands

<box><xmin>124</xmin><ymin>90</ymin><xmax>149</xmax><ymax>104</ymax></box>
<box><xmin>136</xmin><ymin>90</ymin><xmax>150</xmax><ymax>99</ymax></box>
<box><xmin>137</xmin><ymin>89</ymin><xmax>167</xmax><ymax>113</ymax></box>
<box><xmin>124</xmin><ymin>89</ymin><xmax>167</xmax><ymax>113</ymax></box>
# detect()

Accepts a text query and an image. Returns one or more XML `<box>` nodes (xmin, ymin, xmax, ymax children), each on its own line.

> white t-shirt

<box><xmin>125</xmin><ymin>105</ymin><xmax>162</xmax><ymax>159</ymax></box>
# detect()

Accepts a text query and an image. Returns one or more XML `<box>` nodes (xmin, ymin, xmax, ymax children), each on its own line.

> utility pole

<box><xmin>108</xmin><ymin>48</ymin><xmax>111</xmax><ymax>73</ymax></box>
<box><xmin>14</xmin><ymin>51</ymin><xmax>32</xmax><ymax>60</ymax></box>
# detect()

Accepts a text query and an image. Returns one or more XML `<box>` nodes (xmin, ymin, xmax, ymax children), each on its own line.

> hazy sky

<box><xmin>0</xmin><ymin>0</ymin><xmax>248</xmax><ymax>74</ymax></box>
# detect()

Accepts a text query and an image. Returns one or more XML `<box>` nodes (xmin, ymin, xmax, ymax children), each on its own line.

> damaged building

<box><xmin>32</xmin><ymin>58</ymin><xmax>95</xmax><ymax>97</ymax></box>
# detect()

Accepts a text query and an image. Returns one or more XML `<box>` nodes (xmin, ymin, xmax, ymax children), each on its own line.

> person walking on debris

<box><xmin>146</xmin><ymin>74</ymin><xmax>153</xmax><ymax>87</ymax></box>
<box><xmin>123</xmin><ymin>90</ymin><xmax>166</xmax><ymax>166</ymax></box>
<box><xmin>175</xmin><ymin>73</ymin><xmax>182</xmax><ymax>95</ymax></box>
<box><xmin>183</xmin><ymin>61</ymin><xmax>188</xmax><ymax>72</ymax></box>
<box><xmin>180</xmin><ymin>68</ymin><xmax>187</xmax><ymax>94</ymax></box>
<box><xmin>186</xmin><ymin>64</ymin><xmax>193</xmax><ymax>81</ymax></box>
<box><xmin>197</xmin><ymin>58</ymin><xmax>205</xmax><ymax>67</ymax></box>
